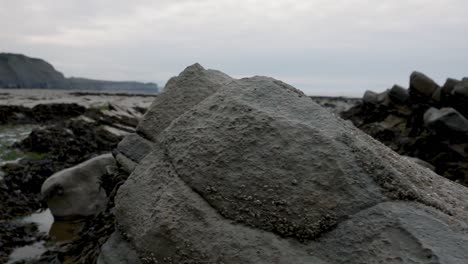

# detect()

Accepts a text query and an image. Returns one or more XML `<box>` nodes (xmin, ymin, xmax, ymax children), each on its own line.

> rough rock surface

<box><xmin>403</xmin><ymin>156</ymin><xmax>436</xmax><ymax>171</ymax></box>
<box><xmin>137</xmin><ymin>63</ymin><xmax>233</xmax><ymax>141</ymax></box>
<box><xmin>110</xmin><ymin>69</ymin><xmax>468</xmax><ymax>263</ymax></box>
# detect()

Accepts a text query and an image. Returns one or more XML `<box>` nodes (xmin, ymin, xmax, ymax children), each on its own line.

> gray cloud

<box><xmin>1</xmin><ymin>0</ymin><xmax>468</xmax><ymax>96</ymax></box>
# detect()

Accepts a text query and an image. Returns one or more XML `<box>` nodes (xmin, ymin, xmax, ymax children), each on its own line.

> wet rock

<box><xmin>0</xmin><ymin>103</ymin><xmax>85</xmax><ymax>125</ymax></box>
<box><xmin>0</xmin><ymin>221</ymin><xmax>42</xmax><ymax>263</ymax></box>
<box><xmin>112</xmin><ymin>66</ymin><xmax>468</xmax><ymax>263</ymax></box>
<box><xmin>431</xmin><ymin>87</ymin><xmax>442</xmax><ymax>103</ymax></box>
<box><xmin>31</xmin><ymin>103</ymin><xmax>86</xmax><ymax>123</ymax></box>
<box><xmin>1</xmin><ymin>159</ymin><xmax>56</xmax><ymax>218</ymax></box>
<box><xmin>17</xmin><ymin>117</ymin><xmax>122</xmax><ymax>166</ymax></box>
<box><xmin>0</xmin><ymin>105</ymin><xmax>34</xmax><ymax>124</ymax></box>
<box><xmin>41</xmin><ymin>154</ymin><xmax>115</xmax><ymax>218</ymax></box>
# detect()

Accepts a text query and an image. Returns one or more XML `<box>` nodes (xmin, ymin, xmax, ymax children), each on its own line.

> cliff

<box><xmin>0</xmin><ymin>53</ymin><xmax>159</xmax><ymax>93</ymax></box>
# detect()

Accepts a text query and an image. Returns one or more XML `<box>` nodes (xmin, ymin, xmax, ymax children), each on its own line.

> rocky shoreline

<box><xmin>342</xmin><ymin>72</ymin><xmax>468</xmax><ymax>185</ymax></box>
<box><xmin>2</xmin><ymin>68</ymin><xmax>468</xmax><ymax>263</ymax></box>
<box><xmin>0</xmin><ymin>91</ymin><xmax>154</xmax><ymax>263</ymax></box>
<box><xmin>96</xmin><ymin>64</ymin><xmax>468</xmax><ymax>263</ymax></box>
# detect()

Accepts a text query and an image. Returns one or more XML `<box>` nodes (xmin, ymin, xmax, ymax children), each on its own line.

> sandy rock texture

<box><xmin>100</xmin><ymin>65</ymin><xmax>468</xmax><ymax>263</ymax></box>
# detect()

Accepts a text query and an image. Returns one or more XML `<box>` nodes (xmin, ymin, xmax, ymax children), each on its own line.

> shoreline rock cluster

<box><xmin>0</xmin><ymin>96</ymin><xmax>152</xmax><ymax>263</ymax></box>
<box><xmin>93</xmin><ymin>64</ymin><xmax>468</xmax><ymax>263</ymax></box>
<box><xmin>2</xmin><ymin>65</ymin><xmax>468</xmax><ymax>263</ymax></box>
<box><xmin>342</xmin><ymin>72</ymin><xmax>468</xmax><ymax>185</ymax></box>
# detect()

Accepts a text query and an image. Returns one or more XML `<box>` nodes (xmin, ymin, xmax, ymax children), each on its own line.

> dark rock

<box><xmin>0</xmin><ymin>103</ymin><xmax>85</xmax><ymax>125</ymax></box>
<box><xmin>388</xmin><ymin>85</ymin><xmax>409</xmax><ymax>104</ymax></box>
<box><xmin>453</xmin><ymin>79</ymin><xmax>468</xmax><ymax>97</ymax></box>
<box><xmin>409</xmin><ymin>71</ymin><xmax>439</xmax><ymax>98</ymax></box>
<box><xmin>309</xmin><ymin>96</ymin><xmax>360</xmax><ymax>116</ymax></box>
<box><xmin>424</xmin><ymin>107</ymin><xmax>468</xmax><ymax>134</ymax></box>
<box><xmin>0</xmin><ymin>105</ymin><xmax>34</xmax><ymax>124</ymax></box>
<box><xmin>0</xmin><ymin>221</ymin><xmax>42</xmax><ymax>263</ymax></box>
<box><xmin>17</xmin><ymin>118</ymin><xmax>121</xmax><ymax>165</ymax></box>
<box><xmin>441</xmin><ymin>78</ymin><xmax>460</xmax><ymax>96</ymax></box>
<box><xmin>342</xmin><ymin>72</ymin><xmax>468</xmax><ymax>185</ymax></box>
<box><xmin>363</xmin><ymin>90</ymin><xmax>378</xmax><ymax>105</ymax></box>
<box><xmin>0</xmin><ymin>158</ymin><xmax>56</xmax><ymax>218</ymax></box>
<box><xmin>31</xmin><ymin>103</ymin><xmax>86</xmax><ymax>123</ymax></box>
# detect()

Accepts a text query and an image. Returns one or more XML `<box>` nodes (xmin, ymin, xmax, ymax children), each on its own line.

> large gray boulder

<box><xmin>136</xmin><ymin>63</ymin><xmax>233</xmax><ymax>141</ymax></box>
<box><xmin>409</xmin><ymin>71</ymin><xmax>440</xmax><ymax>97</ymax></box>
<box><xmin>41</xmin><ymin>153</ymin><xmax>116</xmax><ymax>219</ymax></box>
<box><xmin>111</xmin><ymin>70</ymin><xmax>468</xmax><ymax>263</ymax></box>
<box><xmin>424</xmin><ymin>107</ymin><xmax>468</xmax><ymax>134</ymax></box>
<box><xmin>115</xmin><ymin>63</ymin><xmax>233</xmax><ymax>173</ymax></box>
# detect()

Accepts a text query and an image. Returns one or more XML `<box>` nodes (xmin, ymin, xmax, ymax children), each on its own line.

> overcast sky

<box><xmin>1</xmin><ymin>0</ymin><xmax>467</xmax><ymax>96</ymax></box>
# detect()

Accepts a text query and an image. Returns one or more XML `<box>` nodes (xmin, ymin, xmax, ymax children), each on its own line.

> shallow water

<box><xmin>20</xmin><ymin>209</ymin><xmax>54</xmax><ymax>234</ymax></box>
<box><xmin>6</xmin><ymin>210</ymin><xmax>53</xmax><ymax>263</ymax></box>
<box><xmin>1</xmin><ymin>125</ymin><xmax>86</xmax><ymax>263</ymax></box>
<box><xmin>0</xmin><ymin>125</ymin><xmax>36</xmax><ymax>171</ymax></box>
<box><xmin>6</xmin><ymin>241</ymin><xmax>48</xmax><ymax>264</ymax></box>
<box><xmin>7</xmin><ymin>209</ymin><xmax>85</xmax><ymax>263</ymax></box>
